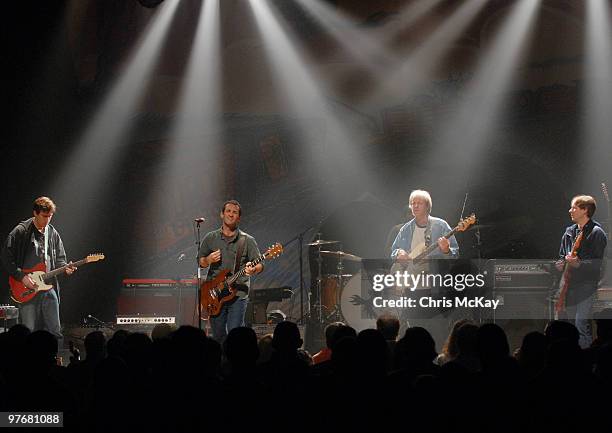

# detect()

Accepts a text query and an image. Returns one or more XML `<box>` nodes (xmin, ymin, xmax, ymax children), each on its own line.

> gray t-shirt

<box><xmin>198</xmin><ymin>228</ymin><xmax>262</xmax><ymax>297</ymax></box>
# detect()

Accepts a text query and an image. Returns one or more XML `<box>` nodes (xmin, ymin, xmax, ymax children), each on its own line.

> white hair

<box><xmin>409</xmin><ymin>189</ymin><xmax>432</xmax><ymax>212</ymax></box>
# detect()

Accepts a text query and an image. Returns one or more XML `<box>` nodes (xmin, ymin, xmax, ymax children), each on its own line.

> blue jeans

<box><xmin>18</xmin><ymin>289</ymin><xmax>62</xmax><ymax>339</ymax></box>
<box><xmin>566</xmin><ymin>291</ymin><xmax>595</xmax><ymax>349</ymax></box>
<box><xmin>209</xmin><ymin>297</ymin><xmax>248</xmax><ymax>343</ymax></box>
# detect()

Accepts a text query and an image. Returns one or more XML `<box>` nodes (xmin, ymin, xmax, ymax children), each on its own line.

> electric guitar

<box><xmin>555</xmin><ymin>230</ymin><xmax>584</xmax><ymax>315</ymax></box>
<box><xmin>392</xmin><ymin>214</ymin><xmax>476</xmax><ymax>264</ymax></box>
<box><xmin>599</xmin><ymin>182</ymin><xmax>611</xmax><ymax>286</ymax></box>
<box><xmin>200</xmin><ymin>243</ymin><xmax>283</xmax><ymax>318</ymax></box>
<box><xmin>389</xmin><ymin>214</ymin><xmax>476</xmax><ymax>291</ymax></box>
<box><xmin>9</xmin><ymin>253</ymin><xmax>105</xmax><ymax>303</ymax></box>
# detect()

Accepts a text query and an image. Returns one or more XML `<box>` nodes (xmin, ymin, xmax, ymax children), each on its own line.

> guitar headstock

<box><xmin>86</xmin><ymin>253</ymin><xmax>105</xmax><ymax>263</ymax></box>
<box><xmin>602</xmin><ymin>182</ymin><xmax>610</xmax><ymax>203</ymax></box>
<box><xmin>264</xmin><ymin>243</ymin><xmax>283</xmax><ymax>259</ymax></box>
<box><xmin>456</xmin><ymin>214</ymin><xmax>476</xmax><ymax>232</ymax></box>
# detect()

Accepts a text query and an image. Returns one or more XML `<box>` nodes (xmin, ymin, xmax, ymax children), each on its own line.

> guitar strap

<box><xmin>233</xmin><ymin>233</ymin><xmax>247</xmax><ymax>296</ymax></box>
<box><xmin>424</xmin><ymin>218</ymin><xmax>433</xmax><ymax>248</ymax></box>
<box><xmin>233</xmin><ymin>233</ymin><xmax>246</xmax><ymax>274</ymax></box>
<box><xmin>44</xmin><ymin>225</ymin><xmax>50</xmax><ymax>272</ymax></box>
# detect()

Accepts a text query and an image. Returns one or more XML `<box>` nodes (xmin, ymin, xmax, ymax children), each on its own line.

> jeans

<box><xmin>565</xmin><ymin>290</ymin><xmax>595</xmax><ymax>349</ymax></box>
<box><xmin>18</xmin><ymin>289</ymin><xmax>62</xmax><ymax>339</ymax></box>
<box><xmin>209</xmin><ymin>297</ymin><xmax>248</xmax><ymax>343</ymax></box>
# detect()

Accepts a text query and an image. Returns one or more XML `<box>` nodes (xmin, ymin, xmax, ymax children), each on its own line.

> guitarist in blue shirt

<box><xmin>555</xmin><ymin>195</ymin><xmax>607</xmax><ymax>348</ymax></box>
<box><xmin>391</xmin><ymin>190</ymin><xmax>459</xmax><ymax>262</ymax></box>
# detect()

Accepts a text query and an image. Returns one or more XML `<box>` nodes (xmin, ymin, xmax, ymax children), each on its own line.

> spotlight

<box><xmin>137</xmin><ymin>0</ymin><xmax>164</xmax><ymax>8</ymax></box>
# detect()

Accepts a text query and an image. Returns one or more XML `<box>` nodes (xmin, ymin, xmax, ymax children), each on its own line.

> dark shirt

<box><xmin>2</xmin><ymin>218</ymin><xmax>68</xmax><ymax>296</ymax></box>
<box><xmin>2</xmin><ymin>218</ymin><xmax>67</xmax><ymax>279</ymax></box>
<box><xmin>559</xmin><ymin>219</ymin><xmax>607</xmax><ymax>291</ymax></box>
<box><xmin>198</xmin><ymin>228</ymin><xmax>262</xmax><ymax>296</ymax></box>
<box><xmin>23</xmin><ymin>229</ymin><xmax>46</xmax><ymax>270</ymax></box>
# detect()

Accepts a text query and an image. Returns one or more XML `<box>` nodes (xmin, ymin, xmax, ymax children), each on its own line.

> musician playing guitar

<box><xmin>198</xmin><ymin>200</ymin><xmax>263</xmax><ymax>342</ymax></box>
<box><xmin>391</xmin><ymin>190</ymin><xmax>459</xmax><ymax>263</ymax></box>
<box><xmin>389</xmin><ymin>190</ymin><xmax>461</xmax><ymax>345</ymax></box>
<box><xmin>555</xmin><ymin>195</ymin><xmax>607</xmax><ymax>348</ymax></box>
<box><xmin>1</xmin><ymin>197</ymin><xmax>76</xmax><ymax>341</ymax></box>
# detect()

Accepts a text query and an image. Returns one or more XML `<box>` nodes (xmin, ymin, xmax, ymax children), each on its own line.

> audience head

<box><xmin>272</xmin><ymin>321</ymin><xmax>303</xmax><ymax>354</ymax></box>
<box><xmin>357</xmin><ymin>329</ymin><xmax>388</xmax><ymax>374</ymax></box>
<box><xmin>328</xmin><ymin>325</ymin><xmax>357</xmax><ymax>352</ymax></box>
<box><xmin>476</xmin><ymin>323</ymin><xmax>510</xmax><ymax>367</ymax></box>
<box><xmin>84</xmin><ymin>330</ymin><xmax>107</xmax><ymax>360</ymax></box>
<box><xmin>151</xmin><ymin>323</ymin><xmax>176</xmax><ymax>341</ymax></box>
<box><xmin>442</xmin><ymin>319</ymin><xmax>473</xmax><ymax>359</ymax></box>
<box><xmin>257</xmin><ymin>333</ymin><xmax>274</xmax><ymax>364</ymax></box>
<box><xmin>376</xmin><ymin>314</ymin><xmax>400</xmax><ymax>341</ymax></box>
<box><xmin>25</xmin><ymin>330</ymin><xmax>58</xmax><ymax>370</ymax></box>
<box><xmin>324</xmin><ymin>322</ymin><xmax>345</xmax><ymax>349</ymax></box>
<box><xmin>224</xmin><ymin>327</ymin><xmax>259</xmax><ymax>366</ymax></box>
<box><xmin>395</xmin><ymin>327</ymin><xmax>437</xmax><ymax>367</ymax></box>
<box><xmin>544</xmin><ymin>320</ymin><xmax>580</xmax><ymax>346</ymax></box>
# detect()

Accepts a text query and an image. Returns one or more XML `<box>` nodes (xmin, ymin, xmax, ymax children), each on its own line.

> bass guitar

<box><xmin>392</xmin><ymin>214</ymin><xmax>476</xmax><ymax>268</ymax></box>
<box><xmin>10</xmin><ymin>253</ymin><xmax>105</xmax><ymax>303</ymax></box>
<box><xmin>200</xmin><ymin>243</ymin><xmax>283</xmax><ymax>318</ymax></box>
<box><xmin>554</xmin><ymin>230</ymin><xmax>584</xmax><ymax>315</ymax></box>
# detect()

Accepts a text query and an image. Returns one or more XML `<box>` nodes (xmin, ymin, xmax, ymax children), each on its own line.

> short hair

<box><xmin>221</xmin><ymin>199</ymin><xmax>242</xmax><ymax>216</ymax></box>
<box><xmin>409</xmin><ymin>190</ymin><xmax>432</xmax><ymax>212</ymax></box>
<box><xmin>571</xmin><ymin>195</ymin><xmax>596</xmax><ymax>218</ymax></box>
<box><xmin>324</xmin><ymin>322</ymin><xmax>345</xmax><ymax>348</ymax></box>
<box><xmin>376</xmin><ymin>314</ymin><xmax>400</xmax><ymax>341</ymax></box>
<box><xmin>33</xmin><ymin>197</ymin><xmax>56</xmax><ymax>214</ymax></box>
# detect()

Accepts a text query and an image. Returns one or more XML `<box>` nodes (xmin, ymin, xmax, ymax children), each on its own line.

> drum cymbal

<box><xmin>307</xmin><ymin>239</ymin><xmax>340</xmax><ymax>246</ymax></box>
<box><xmin>322</xmin><ymin>274</ymin><xmax>353</xmax><ymax>279</ymax></box>
<box><xmin>319</xmin><ymin>251</ymin><xmax>362</xmax><ymax>261</ymax></box>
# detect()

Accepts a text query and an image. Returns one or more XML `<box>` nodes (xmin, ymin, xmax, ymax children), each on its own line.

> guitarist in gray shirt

<box><xmin>1</xmin><ymin>197</ymin><xmax>75</xmax><ymax>340</ymax></box>
<box><xmin>198</xmin><ymin>200</ymin><xmax>263</xmax><ymax>342</ymax></box>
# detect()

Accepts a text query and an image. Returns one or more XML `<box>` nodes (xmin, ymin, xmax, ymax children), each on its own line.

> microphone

<box><xmin>194</xmin><ymin>217</ymin><xmax>206</xmax><ymax>223</ymax></box>
<box><xmin>177</xmin><ymin>253</ymin><xmax>186</xmax><ymax>262</ymax></box>
<box><xmin>87</xmin><ymin>314</ymin><xmax>106</xmax><ymax>327</ymax></box>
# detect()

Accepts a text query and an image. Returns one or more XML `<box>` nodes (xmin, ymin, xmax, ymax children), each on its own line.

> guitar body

<box><xmin>199</xmin><ymin>243</ymin><xmax>284</xmax><ymax>319</ymax></box>
<box><xmin>8</xmin><ymin>253</ymin><xmax>105</xmax><ymax>304</ymax></box>
<box><xmin>200</xmin><ymin>269</ymin><xmax>239</xmax><ymax>318</ymax></box>
<box><xmin>9</xmin><ymin>262</ymin><xmax>54</xmax><ymax>303</ymax></box>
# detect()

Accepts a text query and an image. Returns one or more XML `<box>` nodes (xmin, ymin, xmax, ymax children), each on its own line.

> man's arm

<box><xmin>1</xmin><ymin>228</ymin><xmax>26</xmax><ymax>281</ymax></box>
<box><xmin>390</xmin><ymin>226</ymin><xmax>407</xmax><ymax>260</ymax></box>
<box><xmin>245</xmin><ymin>237</ymin><xmax>263</xmax><ymax>275</ymax></box>
<box><xmin>198</xmin><ymin>234</ymin><xmax>215</xmax><ymax>268</ymax></box>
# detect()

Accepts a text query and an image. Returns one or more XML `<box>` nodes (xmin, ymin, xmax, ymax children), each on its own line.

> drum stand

<box><xmin>324</xmin><ymin>255</ymin><xmax>345</xmax><ymax>322</ymax></box>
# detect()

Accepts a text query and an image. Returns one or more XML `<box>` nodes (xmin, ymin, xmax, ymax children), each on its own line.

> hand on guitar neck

<box><xmin>396</xmin><ymin>237</ymin><xmax>450</xmax><ymax>260</ymax></box>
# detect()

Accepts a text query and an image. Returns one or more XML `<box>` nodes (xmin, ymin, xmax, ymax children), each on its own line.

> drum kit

<box><xmin>307</xmin><ymin>238</ymin><xmax>365</xmax><ymax>327</ymax></box>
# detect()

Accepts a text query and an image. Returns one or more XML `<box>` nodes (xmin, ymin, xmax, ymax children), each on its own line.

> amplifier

<box><xmin>116</xmin><ymin>316</ymin><xmax>176</xmax><ymax>325</ymax></box>
<box><xmin>0</xmin><ymin>305</ymin><xmax>19</xmax><ymax>320</ymax></box>
<box><xmin>493</xmin><ymin>290</ymin><xmax>551</xmax><ymax>320</ymax></box>
<box><xmin>250</xmin><ymin>324</ymin><xmax>306</xmax><ymax>342</ymax></box>
<box><xmin>117</xmin><ymin>285</ymin><xmax>198</xmax><ymax>326</ymax></box>
<box><xmin>489</xmin><ymin>260</ymin><xmax>554</xmax><ymax>290</ymax></box>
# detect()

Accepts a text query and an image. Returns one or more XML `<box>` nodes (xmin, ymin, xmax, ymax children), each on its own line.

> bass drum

<box><xmin>340</xmin><ymin>272</ymin><xmax>403</xmax><ymax>332</ymax></box>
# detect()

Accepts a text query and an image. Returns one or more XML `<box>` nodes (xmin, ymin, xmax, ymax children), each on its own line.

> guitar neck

<box><xmin>227</xmin><ymin>255</ymin><xmax>265</xmax><ymax>285</ymax></box>
<box><xmin>415</xmin><ymin>227</ymin><xmax>459</xmax><ymax>261</ymax></box>
<box><xmin>44</xmin><ymin>258</ymin><xmax>88</xmax><ymax>280</ymax></box>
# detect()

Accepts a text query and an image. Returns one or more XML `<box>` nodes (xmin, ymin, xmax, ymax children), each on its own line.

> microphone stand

<box><xmin>283</xmin><ymin>225</ymin><xmax>316</xmax><ymax>324</ymax></box>
<box><xmin>195</xmin><ymin>220</ymin><xmax>204</xmax><ymax>331</ymax></box>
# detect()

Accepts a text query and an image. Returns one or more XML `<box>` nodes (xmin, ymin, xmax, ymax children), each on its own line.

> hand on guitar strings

<box><xmin>437</xmin><ymin>237</ymin><xmax>450</xmax><ymax>254</ymax></box>
<box><xmin>565</xmin><ymin>254</ymin><xmax>581</xmax><ymax>268</ymax></box>
<box><xmin>245</xmin><ymin>262</ymin><xmax>257</xmax><ymax>276</ymax></box>
<box><xmin>21</xmin><ymin>275</ymin><xmax>38</xmax><ymax>290</ymax></box>
<box><xmin>65</xmin><ymin>262</ymin><xmax>77</xmax><ymax>275</ymax></box>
